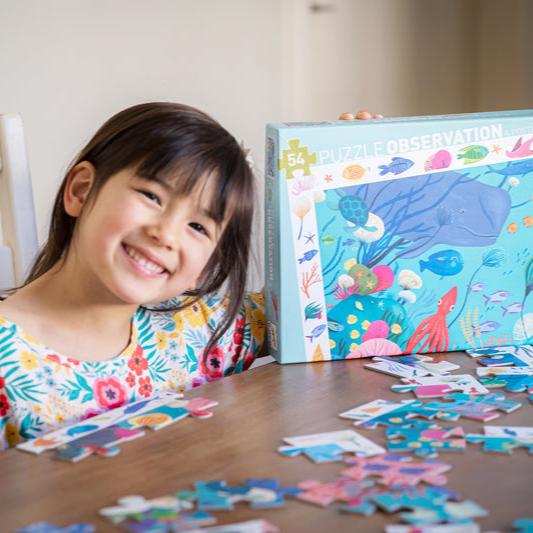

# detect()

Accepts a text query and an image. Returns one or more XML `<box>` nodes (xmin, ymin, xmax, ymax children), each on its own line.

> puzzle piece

<box><xmin>278</xmin><ymin>139</ymin><xmax>317</xmax><ymax>179</ymax></box>
<box><xmin>120</xmin><ymin>511</ymin><xmax>215</xmax><ymax>533</ymax></box>
<box><xmin>17</xmin><ymin>392</ymin><xmax>184</xmax><ymax>454</ymax></box>
<box><xmin>479</xmin><ymin>374</ymin><xmax>533</xmax><ymax>403</ymax></box>
<box><xmin>467</xmin><ymin>344</ymin><xmax>533</xmax><ymax>367</ymax></box>
<box><xmin>373</xmin><ymin>485</ymin><xmax>487</xmax><ymax>525</ymax></box>
<box><xmin>295</xmin><ymin>478</ymin><xmax>375</xmax><ymax>508</ymax></box>
<box><xmin>391</xmin><ymin>375</ymin><xmax>488</xmax><ymax>398</ymax></box>
<box><xmin>466</xmin><ymin>434</ymin><xmax>533</xmax><ymax>454</ymax></box>
<box><xmin>342</xmin><ymin>453</ymin><xmax>451</xmax><ymax>486</ymax></box>
<box><xmin>386</xmin><ymin>424</ymin><xmax>466</xmax><ymax>458</ymax></box>
<box><xmin>341</xmin><ymin>399</ymin><xmax>440</xmax><ymax>429</ymax></box>
<box><xmin>196</xmin><ymin>519</ymin><xmax>280</xmax><ymax>532</ymax></box>
<box><xmin>54</xmin><ymin>398</ymin><xmax>218</xmax><ymax>462</ymax></box>
<box><xmin>425</xmin><ymin>392</ymin><xmax>522</xmax><ymax>423</ymax></box>
<box><xmin>386</xmin><ymin>524</ymin><xmax>480</xmax><ymax>533</ymax></box>
<box><xmin>176</xmin><ymin>479</ymin><xmax>301</xmax><ymax>511</ymax></box>
<box><xmin>17</xmin><ymin>523</ymin><xmax>94</xmax><ymax>533</ymax></box>
<box><xmin>279</xmin><ymin>429</ymin><xmax>384</xmax><ymax>462</ymax></box>
<box><xmin>373</xmin><ymin>355</ymin><xmax>460</xmax><ymax>376</ymax></box>
<box><xmin>514</xmin><ymin>518</ymin><xmax>533</xmax><ymax>533</ymax></box>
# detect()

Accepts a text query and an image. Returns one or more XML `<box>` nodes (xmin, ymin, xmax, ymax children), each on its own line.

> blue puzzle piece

<box><xmin>466</xmin><ymin>434</ymin><xmax>533</xmax><ymax>454</ymax></box>
<box><xmin>278</xmin><ymin>443</ymin><xmax>346</xmax><ymax>463</ymax></box>
<box><xmin>468</xmin><ymin>345</ymin><xmax>533</xmax><ymax>367</ymax></box>
<box><xmin>480</xmin><ymin>374</ymin><xmax>533</xmax><ymax>403</ymax></box>
<box><xmin>357</xmin><ymin>402</ymin><xmax>440</xmax><ymax>429</ymax></box>
<box><xmin>514</xmin><ymin>518</ymin><xmax>533</xmax><ymax>533</ymax></box>
<box><xmin>17</xmin><ymin>523</ymin><xmax>95</xmax><ymax>533</ymax></box>
<box><xmin>243</xmin><ymin>478</ymin><xmax>302</xmax><ymax>508</ymax></box>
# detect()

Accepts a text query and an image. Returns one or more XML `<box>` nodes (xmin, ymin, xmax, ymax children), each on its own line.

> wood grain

<box><xmin>1</xmin><ymin>352</ymin><xmax>532</xmax><ymax>532</ymax></box>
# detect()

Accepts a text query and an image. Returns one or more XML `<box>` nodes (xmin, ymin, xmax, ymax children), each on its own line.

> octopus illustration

<box><xmin>405</xmin><ymin>287</ymin><xmax>457</xmax><ymax>354</ymax></box>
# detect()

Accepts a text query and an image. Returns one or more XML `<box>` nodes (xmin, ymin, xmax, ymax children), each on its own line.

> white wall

<box><xmin>0</xmin><ymin>0</ymin><xmax>283</xmax><ymax>286</ymax></box>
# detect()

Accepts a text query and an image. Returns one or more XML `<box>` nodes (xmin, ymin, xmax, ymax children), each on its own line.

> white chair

<box><xmin>0</xmin><ymin>113</ymin><xmax>38</xmax><ymax>290</ymax></box>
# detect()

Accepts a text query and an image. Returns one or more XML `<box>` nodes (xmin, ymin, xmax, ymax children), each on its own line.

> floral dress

<box><xmin>0</xmin><ymin>292</ymin><xmax>265</xmax><ymax>449</ymax></box>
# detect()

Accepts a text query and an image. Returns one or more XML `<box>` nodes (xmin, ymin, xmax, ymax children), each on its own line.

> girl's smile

<box><xmin>122</xmin><ymin>243</ymin><xmax>170</xmax><ymax>277</ymax></box>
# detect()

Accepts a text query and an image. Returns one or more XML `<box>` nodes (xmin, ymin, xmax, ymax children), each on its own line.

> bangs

<box><xmin>135</xmin><ymin>147</ymin><xmax>246</xmax><ymax>226</ymax></box>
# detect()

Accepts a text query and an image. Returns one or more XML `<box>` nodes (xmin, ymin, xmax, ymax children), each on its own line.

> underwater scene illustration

<box><xmin>282</xmin><ymin>133</ymin><xmax>533</xmax><ymax>361</ymax></box>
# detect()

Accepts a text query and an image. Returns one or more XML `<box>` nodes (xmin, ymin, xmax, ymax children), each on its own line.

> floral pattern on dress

<box><xmin>0</xmin><ymin>291</ymin><xmax>264</xmax><ymax>449</ymax></box>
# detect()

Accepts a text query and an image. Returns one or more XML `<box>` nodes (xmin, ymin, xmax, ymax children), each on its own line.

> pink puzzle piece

<box><xmin>295</xmin><ymin>478</ymin><xmax>374</xmax><ymax>507</ymax></box>
<box><xmin>342</xmin><ymin>454</ymin><xmax>451</xmax><ymax>486</ymax></box>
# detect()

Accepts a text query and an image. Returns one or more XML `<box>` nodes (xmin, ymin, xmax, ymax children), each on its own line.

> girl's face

<box><xmin>68</xmin><ymin>166</ymin><xmax>222</xmax><ymax>305</ymax></box>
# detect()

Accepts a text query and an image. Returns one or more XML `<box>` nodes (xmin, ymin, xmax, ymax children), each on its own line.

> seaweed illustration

<box><xmin>459</xmin><ymin>308</ymin><xmax>481</xmax><ymax>349</ymax></box>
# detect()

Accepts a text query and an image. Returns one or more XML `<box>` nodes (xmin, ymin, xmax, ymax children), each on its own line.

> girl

<box><xmin>0</xmin><ymin>102</ymin><xmax>265</xmax><ymax>448</ymax></box>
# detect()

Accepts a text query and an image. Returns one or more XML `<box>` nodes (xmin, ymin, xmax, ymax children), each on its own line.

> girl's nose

<box><xmin>146</xmin><ymin>223</ymin><xmax>179</xmax><ymax>250</ymax></box>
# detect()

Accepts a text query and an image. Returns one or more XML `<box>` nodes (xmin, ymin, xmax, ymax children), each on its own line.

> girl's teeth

<box><xmin>125</xmin><ymin>245</ymin><xmax>164</xmax><ymax>274</ymax></box>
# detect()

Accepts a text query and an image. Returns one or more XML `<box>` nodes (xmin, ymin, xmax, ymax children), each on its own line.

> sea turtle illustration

<box><xmin>338</xmin><ymin>195</ymin><xmax>377</xmax><ymax>232</ymax></box>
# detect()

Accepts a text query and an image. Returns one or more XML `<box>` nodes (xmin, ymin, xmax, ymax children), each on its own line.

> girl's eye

<box><xmin>138</xmin><ymin>189</ymin><xmax>161</xmax><ymax>205</ymax></box>
<box><xmin>189</xmin><ymin>222</ymin><xmax>209</xmax><ymax>237</ymax></box>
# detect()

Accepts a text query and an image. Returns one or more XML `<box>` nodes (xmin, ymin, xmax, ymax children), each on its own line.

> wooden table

<box><xmin>2</xmin><ymin>352</ymin><xmax>532</xmax><ymax>532</ymax></box>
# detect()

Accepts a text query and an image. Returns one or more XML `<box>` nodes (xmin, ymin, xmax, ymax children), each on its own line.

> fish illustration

<box><xmin>457</xmin><ymin>145</ymin><xmax>489</xmax><ymax>165</ymax></box>
<box><xmin>298</xmin><ymin>249</ymin><xmax>319</xmax><ymax>264</ymax></box>
<box><xmin>342</xmin><ymin>238</ymin><xmax>356</xmax><ymax>246</ymax></box>
<box><xmin>469</xmin><ymin>281</ymin><xmax>485</xmax><ymax>293</ymax></box>
<box><xmin>378</xmin><ymin>157</ymin><xmax>414</xmax><ymax>176</ymax></box>
<box><xmin>507</xmin><ymin>222</ymin><xmax>518</xmax><ymax>234</ymax></box>
<box><xmin>419</xmin><ymin>249</ymin><xmax>464</xmax><ymax>277</ymax></box>
<box><xmin>473</xmin><ymin>321</ymin><xmax>501</xmax><ymax>334</ymax></box>
<box><xmin>483</xmin><ymin>290</ymin><xmax>510</xmax><ymax>305</ymax></box>
<box><xmin>502</xmin><ymin>302</ymin><xmax>523</xmax><ymax>316</ymax></box>
<box><xmin>523</xmin><ymin>216</ymin><xmax>533</xmax><ymax>228</ymax></box>
<box><xmin>506</xmin><ymin>137</ymin><xmax>533</xmax><ymax>158</ymax></box>
<box><xmin>327</xmin><ymin>318</ymin><xmax>344</xmax><ymax>332</ymax></box>
<box><xmin>321</xmin><ymin>234</ymin><xmax>335</xmax><ymax>245</ymax></box>
<box><xmin>306</xmin><ymin>324</ymin><xmax>326</xmax><ymax>341</ymax></box>
<box><xmin>424</xmin><ymin>149</ymin><xmax>452</xmax><ymax>171</ymax></box>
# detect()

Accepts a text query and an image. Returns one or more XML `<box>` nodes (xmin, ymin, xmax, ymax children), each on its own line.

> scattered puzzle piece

<box><xmin>372</xmin><ymin>485</ymin><xmax>487</xmax><ymax>525</ymax></box>
<box><xmin>391</xmin><ymin>375</ymin><xmax>488</xmax><ymax>398</ymax></box>
<box><xmin>342</xmin><ymin>453</ymin><xmax>451</xmax><ymax>486</ymax></box>
<box><xmin>479</xmin><ymin>374</ymin><xmax>533</xmax><ymax>403</ymax></box>
<box><xmin>467</xmin><ymin>344</ymin><xmax>533</xmax><ymax>367</ymax></box>
<box><xmin>341</xmin><ymin>399</ymin><xmax>440</xmax><ymax>429</ymax></box>
<box><xmin>466</xmin><ymin>434</ymin><xmax>533</xmax><ymax>454</ymax></box>
<box><xmin>54</xmin><ymin>398</ymin><xmax>218</xmax><ymax>462</ymax></box>
<box><xmin>514</xmin><ymin>518</ymin><xmax>533</xmax><ymax>533</ymax></box>
<box><xmin>196</xmin><ymin>519</ymin><xmax>280</xmax><ymax>532</ymax></box>
<box><xmin>386</xmin><ymin>524</ymin><xmax>480</xmax><ymax>533</ymax></box>
<box><xmin>373</xmin><ymin>355</ymin><xmax>460</xmax><ymax>376</ymax></box>
<box><xmin>295</xmin><ymin>478</ymin><xmax>375</xmax><ymax>508</ymax></box>
<box><xmin>386</xmin><ymin>424</ymin><xmax>466</xmax><ymax>458</ymax></box>
<box><xmin>17</xmin><ymin>523</ymin><xmax>95</xmax><ymax>533</ymax></box>
<box><xmin>425</xmin><ymin>392</ymin><xmax>522</xmax><ymax>423</ymax></box>
<box><xmin>279</xmin><ymin>429</ymin><xmax>385</xmax><ymax>462</ymax></box>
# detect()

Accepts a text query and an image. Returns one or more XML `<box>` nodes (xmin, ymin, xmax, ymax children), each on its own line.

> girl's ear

<box><xmin>64</xmin><ymin>162</ymin><xmax>97</xmax><ymax>217</ymax></box>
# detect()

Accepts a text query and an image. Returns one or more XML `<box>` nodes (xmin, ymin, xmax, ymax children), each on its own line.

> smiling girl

<box><xmin>0</xmin><ymin>102</ymin><xmax>264</xmax><ymax>447</ymax></box>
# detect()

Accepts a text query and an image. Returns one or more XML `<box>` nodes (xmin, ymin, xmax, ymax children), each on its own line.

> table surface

<box><xmin>2</xmin><ymin>352</ymin><xmax>532</xmax><ymax>532</ymax></box>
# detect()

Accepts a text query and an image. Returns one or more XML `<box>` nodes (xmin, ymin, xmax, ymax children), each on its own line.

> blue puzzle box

<box><xmin>264</xmin><ymin>110</ymin><xmax>533</xmax><ymax>363</ymax></box>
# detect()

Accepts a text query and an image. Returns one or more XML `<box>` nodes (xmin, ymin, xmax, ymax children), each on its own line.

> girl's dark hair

<box><xmin>25</xmin><ymin>102</ymin><xmax>255</xmax><ymax>360</ymax></box>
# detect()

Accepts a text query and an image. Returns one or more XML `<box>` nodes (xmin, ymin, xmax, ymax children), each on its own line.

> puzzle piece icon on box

<box><xmin>514</xmin><ymin>518</ymin><xmax>533</xmax><ymax>533</ymax></box>
<box><xmin>386</xmin><ymin>424</ymin><xmax>466</xmax><ymax>458</ymax></box>
<box><xmin>391</xmin><ymin>374</ymin><xmax>489</xmax><ymax>398</ymax></box>
<box><xmin>339</xmin><ymin>399</ymin><xmax>440</xmax><ymax>429</ymax></box>
<box><xmin>466</xmin><ymin>434</ymin><xmax>533</xmax><ymax>454</ymax></box>
<box><xmin>342</xmin><ymin>453</ymin><xmax>451</xmax><ymax>486</ymax></box>
<box><xmin>278</xmin><ymin>429</ymin><xmax>385</xmax><ymax>462</ymax></box>
<box><xmin>369</xmin><ymin>355</ymin><xmax>460</xmax><ymax>377</ymax></box>
<box><xmin>372</xmin><ymin>485</ymin><xmax>487</xmax><ymax>525</ymax></box>
<box><xmin>17</xmin><ymin>523</ymin><xmax>95</xmax><ymax>533</ymax></box>
<box><xmin>425</xmin><ymin>392</ymin><xmax>521</xmax><ymax>423</ymax></box>
<box><xmin>16</xmin><ymin>392</ymin><xmax>184</xmax><ymax>454</ymax></box>
<box><xmin>467</xmin><ymin>344</ymin><xmax>533</xmax><ymax>367</ymax></box>
<box><xmin>54</xmin><ymin>397</ymin><xmax>218</xmax><ymax>462</ymax></box>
